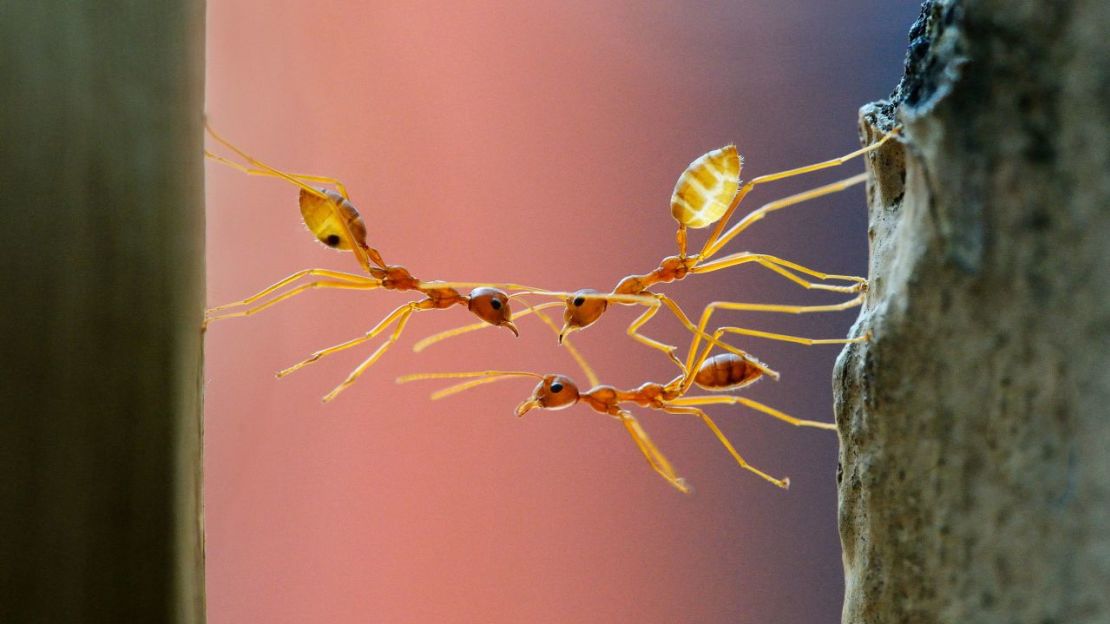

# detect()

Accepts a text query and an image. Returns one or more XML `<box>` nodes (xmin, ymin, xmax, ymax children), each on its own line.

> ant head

<box><xmin>299</xmin><ymin>188</ymin><xmax>369</xmax><ymax>251</ymax></box>
<box><xmin>559</xmin><ymin>289</ymin><xmax>608</xmax><ymax>342</ymax></box>
<box><xmin>515</xmin><ymin>374</ymin><xmax>580</xmax><ymax>416</ymax></box>
<box><xmin>467</xmin><ymin>288</ymin><xmax>519</xmax><ymax>336</ymax></box>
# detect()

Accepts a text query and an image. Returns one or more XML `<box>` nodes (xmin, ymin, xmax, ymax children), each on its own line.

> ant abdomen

<box><xmin>694</xmin><ymin>353</ymin><xmax>766</xmax><ymax>391</ymax></box>
<box><xmin>298</xmin><ymin>188</ymin><xmax>369</xmax><ymax>251</ymax></box>
<box><xmin>670</xmin><ymin>145</ymin><xmax>741</xmax><ymax>229</ymax></box>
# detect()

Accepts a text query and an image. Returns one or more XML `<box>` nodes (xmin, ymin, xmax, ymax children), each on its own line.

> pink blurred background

<box><xmin>204</xmin><ymin>2</ymin><xmax>918</xmax><ymax>622</ymax></box>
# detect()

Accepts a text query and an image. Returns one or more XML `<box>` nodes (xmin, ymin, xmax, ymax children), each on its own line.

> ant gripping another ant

<box><xmin>399</xmin><ymin>311</ymin><xmax>864</xmax><ymax>493</ymax></box>
<box><xmin>203</xmin><ymin>123</ymin><xmax>595</xmax><ymax>401</ymax></box>
<box><xmin>202</xmin><ymin>123</ymin><xmax>747</xmax><ymax>400</ymax></box>
<box><xmin>416</xmin><ymin>131</ymin><xmax>898</xmax><ymax>374</ymax></box>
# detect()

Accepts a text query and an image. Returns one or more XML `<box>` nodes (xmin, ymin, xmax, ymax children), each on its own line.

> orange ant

<box><xmin>204</xmin><ymin>122</ymin><xmax>385</xmax><ymax>273</ymax></box>
<box><xmin>399</xmin><ymin>314</ymin><xmax>856</xmax><ymax>493</ymax></box>
<box><xmin>203</xmin><ymin>124</ymin><xmax>627</xmax><ymax>401</ymax></box>
<box><xmin>415</xmin><ymin>133</ymin><xmax>897</xmax><ymax>373</ymax></box>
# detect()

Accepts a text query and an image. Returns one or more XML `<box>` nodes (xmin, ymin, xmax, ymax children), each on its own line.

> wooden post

<box><xmin>0</xmin><ymin>1</ymin><xmax>206</xmax><ymax>622</ymax></box>
<box><xmin>836</xmin><ymin>1</ymin><xmax>1109</xmax><ymax>622</ymax></box>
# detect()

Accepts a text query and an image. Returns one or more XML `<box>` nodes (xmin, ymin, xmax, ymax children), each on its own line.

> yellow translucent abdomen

<box><xmin>670</xmin><ymin>145</ymin><xmax>742</xmax><ymax>229</ymax></box>
<box><xmin>298</xmin><ymin>188</ymin><xmax>368</xmax><ymax>250</ymax></box>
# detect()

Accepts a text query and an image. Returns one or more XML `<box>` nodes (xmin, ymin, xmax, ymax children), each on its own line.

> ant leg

<box><xmin>409</xmin><ymin>298</ymin><xmax>600</xmax><ymax>386</ymax></box>
<box><xmin>683</xmin><ymin>294</ymin><xmax>865</xmax><ymax>373</ymax></box>
<box><xmin>661</xmin><ymin>405</ymin><xmax>789</xmax><ymax>489</ymax></box>
<box><xmin>207</xmin><ymin>269</ymin><xmax>379</xmax><ymax>312</ymax></box>
<box><xmin>616</xmin><ymin>409</ymin><xmax>690</xmax><ymax>494</ymax></box>
<box><xmin>625</xmin><ymin>294</ymin><xmax>778</xmax><ymax>380</ymax></box>
<box><xmin>702</xmin><ymin>173</ymin><xmax>868</xmax><ymax>259</ymax></box>
<box><xmin>716</xmin><ymin>326</ymin><xmax>869</xmax><ymax>348</ymax></box>
<box><xmin>625</xmin><ymin>303</ymin><xmax>686</xmax><ymax>372</ymax></box>
<box><xmin>205</xmin><ymin>122</ymin><xmax>335</xmax><ymax>201</ymax></box>
<box><xmin>205</xmin><ymin>280</ymin><xmax>381</xmax><ymax>324</ymax></box>
<box><xmin>426</xmin><ymin>281</ymin><xmax>554</xmax><ymax>293</ymax></box>
<box><xmin>205</xmin><ymin>150</ymin><xmax>258</xmax><ymax>176</ymax></box>
<box><xmin>607</xmin><ymin>291</ymin><xmax>780</xmax><ymax>379</ymax></box>
<box><xmin>646</xmin><ymin>294</ymin><xmax>780</xmax><ymax>380</ymax></box>
<box><xmin>667</xmin><ymin>395</ymin><xmax>836</xmax><ymax>430</ymax></box>
<box><xmin>277</xmin><ymin>302</ymin><xmax>421</xmax><ymax>379</ymax></box>
<box><xmin>700</xmin><ymin>131</ymin><xmax>897</xmax><ymax>257</ymax></box>
<box><xmin>208</xmin><ymin>269</ymin><xmax>377</xmax><ymax>310</ymax></box>
<box><xmin>412</xmin><ymin>320</ymin><xmax>488</xmax><ymax>351</ymax></box>
<box><xmin>321</xmin><ymin>305</ymin><xmax>423</xmax><ymax>402</ymax></box>
<box><xmin>414</xmin><ymin>291</ymin><xmax>662</xmax><ymax>352</ymax></box>
<box><xmin>206</xmin><ymin>151</ymin><xmax>353</xmax><ymax>200</ymax></box>
<box><xmin>692</xmin><ymin>252</ymin><xmax>867</xmax><ymax>293</ymax></box>
<box><xmin>412</xmin><ymin>302</ymin><xmax>563</xmax><ymax>353</ymax></box>
<box><xmin>420</xmin><ymin>373</ymin><xmax>538</xmax><ymax>401</ymax></box>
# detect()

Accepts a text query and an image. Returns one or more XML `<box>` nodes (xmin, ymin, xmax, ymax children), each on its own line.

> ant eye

<box><xmin>490</xmin><ymin>298</ymin><xmax>502</xmax><ymax>310</ymax></box>
<box><xmin>573</xmin><ymin>296</ymin><xmax>586</xmax><ymax>307</ymax></box>
<box><xmin>324</xmin><ymin>234</ymin><xmax>341</xmax><ymax>247</ymax></box>
<box><xmin>550</xmin><ymin>383</ymin><xmax>564</xmax><ymax>393</ymax></box>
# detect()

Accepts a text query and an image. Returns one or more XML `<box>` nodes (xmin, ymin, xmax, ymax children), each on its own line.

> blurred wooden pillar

<box><xmin>0</xmin><ymin>2</ymin><xmax>206</xmax><ymax>622</ymax></box>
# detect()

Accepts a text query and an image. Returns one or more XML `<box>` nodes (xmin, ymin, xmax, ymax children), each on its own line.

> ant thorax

<box><xmin>422</xmin><ymin>286</ymin><xmax>466</xmax><ymax>309</ymax></box>
<box><xmin>628</xmin><ymin>382</ymin><xmax>672</xmax><ymax>408</ymax></box>
<box><xmin>654</xmin><ymin>255</ymin><xmax>694</xmax><ymax>282</ymax></box>
<box><xmin>580</xmin><ymin>385</ymin><xmax>621</xmax><ymax>414</ymax></box>
<box><xmin>612</xmin><ymin>255</ymin><xmax>695</xmax><ymax>296</ymax></box>
<box><xmin>372</xmin><ymin>266</ymin><xmax>420</xmax><ymax>291</ymax></box>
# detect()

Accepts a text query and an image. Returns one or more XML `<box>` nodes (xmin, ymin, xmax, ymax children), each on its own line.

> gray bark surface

<box><xmin>0</xmin><ymin>2</ymin><xmax>206</xmax><ymax>622</ymax></box>
<box><xmin>836</xmin><ymin>1</ymin><xmax>1110</xmax><ymax>622</ymax></box>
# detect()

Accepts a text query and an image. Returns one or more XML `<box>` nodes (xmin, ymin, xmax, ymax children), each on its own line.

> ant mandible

<box><xmin>414</xmin><ymin>132</ymin><xmax>897</xmax><ymax>373</ymax></box>
<box><xmin>203</xmin><ymin>123</ymin><xmax>586</xmax><ymax>401</ymax></box>
<box><xmin>398</xmin><ymin>310</ymin><xmax>860</xmax><ymax>493</ymax></box>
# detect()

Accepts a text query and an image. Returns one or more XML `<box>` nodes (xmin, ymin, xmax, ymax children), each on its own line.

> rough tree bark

<box><xmin>0</xmin><ymin>2</ymin><xmax>206</xmax><ymax>622</ymax></box>
<box><xmin>835</xmin><ymin>1</ymin><xmax>1109</xmax><ymax>622</ymax></box>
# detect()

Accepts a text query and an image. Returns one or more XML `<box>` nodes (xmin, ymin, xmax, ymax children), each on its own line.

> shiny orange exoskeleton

<box><xmin>204</xmin><ymin>123</ymin><xmax>551</xmax><ymax>401</ymax></box>
<box><xmin>417</xmin><ymin>133</ymin><xmax>898</xmax><ymax>374</ymax></box>
<box><xmin>400</xmin><ymin>331</ymin><xmax>840</xmax><ymax>493</ymax></box>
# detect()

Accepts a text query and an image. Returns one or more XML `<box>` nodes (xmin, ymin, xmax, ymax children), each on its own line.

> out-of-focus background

<box><xmin>205</xmin><ymin>2</ymin><xmax>918</xmax><ymax>622</ymax></box>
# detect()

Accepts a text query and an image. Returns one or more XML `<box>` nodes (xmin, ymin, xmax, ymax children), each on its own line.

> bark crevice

<box><xmin>836</xmin><ymin>1</ymin><xmax>1109</xmax><ymax>622</ymax></box>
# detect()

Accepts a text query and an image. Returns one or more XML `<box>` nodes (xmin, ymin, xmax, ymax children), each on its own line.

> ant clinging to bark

<box><xmin>415</xmin><ymin>133</ymin><xmax>896</xmax><ymax>374</ymax></box>
<box><xmin>400</xmin><ymin>312</ymin><xmax>852</xmax><ymax>493</ymax></box>
<box><xmin>203</xmin><ymin>123</ymin><xmax>576</xmax><ymax>401</ymax></box>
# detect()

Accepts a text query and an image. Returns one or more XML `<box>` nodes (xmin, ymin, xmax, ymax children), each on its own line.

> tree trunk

<box><xmin>0</xmin><ymin>2</ymin><xmax>206</xmax><ymax>622</ymax></box>
<box><xmin>835</xmin><ymin>1</ymin><xmax>1110</xmax><ymax>622</ymax></box>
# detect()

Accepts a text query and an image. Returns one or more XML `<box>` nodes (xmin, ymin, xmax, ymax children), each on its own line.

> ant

<box><xmin>203</xmin><ymin>123</ymin><xmax>616</xmax><ymax>401</ymax></box>
<box><xmin>398</xmin><ymin>312</ymin><xmax>859</xmax><ymax>493</ymax></box>
<box><xmin>414</xmin><ymin>134</ymin><xmax>897</xmax><ymax>374</ymax></box>
<box><xmin>204</xmin><ymin>122</ymin><xmax>384</xmax><ymax>273</ymax></box>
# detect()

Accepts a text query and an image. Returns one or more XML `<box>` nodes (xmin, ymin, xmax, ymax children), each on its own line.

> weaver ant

<box><xmin>203</xmin><ymin>123</ymin><xmax>597</xmax><ymax>401</ymax></box>
<box><xmin>399</xmin><ymin>312</ymin><xmax>863</xmax><ymax>493</ymax></box>
<box><xmin>416</xmin><ymin>133</ymin><xmax>897</xmax><ymax>374</ymax></box>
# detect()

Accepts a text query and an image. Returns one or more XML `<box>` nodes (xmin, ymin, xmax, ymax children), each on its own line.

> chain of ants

<box><xmin>204</xmin><ymin>121</ymin><xmax>896</xmax><ymax>493</ymax></box>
